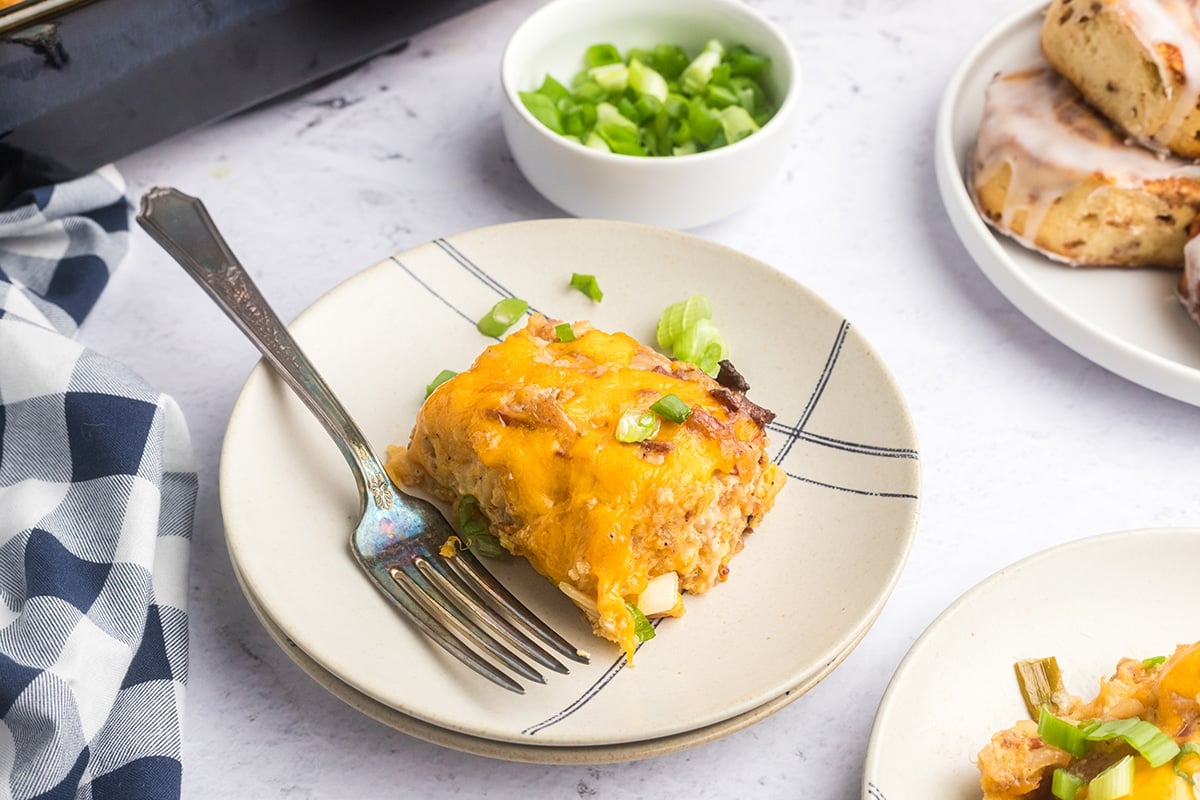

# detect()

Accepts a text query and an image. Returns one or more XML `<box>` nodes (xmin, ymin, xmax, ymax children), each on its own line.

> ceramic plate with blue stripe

<box><xmin>220</xmin><ymin>219</ymin><xmax>921</xmax><ymax>756</ymax></box>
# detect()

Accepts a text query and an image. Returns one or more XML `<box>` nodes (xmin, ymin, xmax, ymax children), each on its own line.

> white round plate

<box><xmin>935</xmin><ymin>1</ymin><xmax>1200</xmax><ymax>406</ymax></box>
<box><xmin>220</xmin><ymin>218</ymin><xmax>921</xmax><ymax>749</ymax></box>
<box><xmin>863</xmin><ymin>527</ymin><xmax>1200</xmax><ymax>800</ymax></box>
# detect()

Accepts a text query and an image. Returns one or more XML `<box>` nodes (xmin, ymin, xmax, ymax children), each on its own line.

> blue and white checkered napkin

<box><xmin>0</xmin><ymin>166</ymin><xmax>196</xmax><ymax>799</ymax></box>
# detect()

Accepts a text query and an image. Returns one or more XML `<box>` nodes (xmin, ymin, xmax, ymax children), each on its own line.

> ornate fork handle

<box><xmin>137</xmin><ymin>186</ymin><xmax>394</xmax><ymax>512</ymax></box>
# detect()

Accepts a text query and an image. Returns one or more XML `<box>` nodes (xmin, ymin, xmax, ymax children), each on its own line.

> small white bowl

<box><xmin>500</xmin><ymin>0</ymin><xmax>801</xmax><ymax>229</ymax></box>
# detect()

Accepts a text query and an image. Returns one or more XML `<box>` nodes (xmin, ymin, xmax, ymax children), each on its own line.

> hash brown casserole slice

<box><xmin>386</xmin><ymin>314</ymin><xmax>785</xmax><ymax>659</ymax></box>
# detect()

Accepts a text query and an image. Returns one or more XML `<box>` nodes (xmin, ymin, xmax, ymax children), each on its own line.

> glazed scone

<box><xmin>972</xmin><ymin>64</ymin><xmax>1200</xmax><ymax>266</ymax></box>
<box><xmin>387</xmin><ymin>314</ymin><xmax>785</xmax><ymax>659</ymax></box>
<box><xmin>1041</xmin><ymin>0</ymin><xmax>1200</xmax><ymax>158</ymax></box>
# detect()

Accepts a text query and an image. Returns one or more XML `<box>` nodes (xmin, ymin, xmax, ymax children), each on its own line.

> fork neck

<box><xmin>136</xmin><ymin>186</ymin><xmax>394</xmax><ymax>513</ymax></box>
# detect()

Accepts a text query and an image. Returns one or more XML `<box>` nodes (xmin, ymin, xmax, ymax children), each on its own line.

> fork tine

<box><xmin>417</xmin><ymin>556</ymin><xmax>570</xmax><ymax>675</ymax></box>
<box><xmin>390</xmin><ymin>563</ymin><xmax>548</xmax><ymax>686</ymax></box>
<box><xmin>362</xmin><ymin>563</ymin><xmax>524</xmax><ymax>694</ymax></box>
<box><xmin>447</xmin><ymin>549</ymin><xmax>591</xmax><ymax>664</ymax></box>
<box><xmin>139</xmin><ymin>188</ymin><xmax>577</xmax><ymax>693</ymax></box>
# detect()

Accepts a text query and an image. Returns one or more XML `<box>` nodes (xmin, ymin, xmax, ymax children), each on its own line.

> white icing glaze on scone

<box><xmin>972</xmin><ymin>64</ymin><xmax>1200</xmax><ymax>259</ymax></box>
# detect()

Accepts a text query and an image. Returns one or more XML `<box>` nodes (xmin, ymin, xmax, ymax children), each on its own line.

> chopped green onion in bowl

<box><xmin>519</xmin><ymin>40</ymin><xmax>777</xmax><ymax>157</ymax></box>
<box><xmin>585</xmin><ymin>43</ymin><xmax>622</xmax><ymax>68</ymax></box>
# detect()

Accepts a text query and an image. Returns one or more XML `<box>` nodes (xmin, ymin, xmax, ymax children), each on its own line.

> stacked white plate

<box><xmin>219</xmin><ymin>219</ymin><xmax>922</xmax><ymax>763</ymax></box>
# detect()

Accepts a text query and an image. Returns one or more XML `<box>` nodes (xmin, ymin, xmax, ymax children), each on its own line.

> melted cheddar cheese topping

<box><xmin>1128</xmin><ymin>758</ymin><xmax>1192</xmax><ymax>799</ymax></box>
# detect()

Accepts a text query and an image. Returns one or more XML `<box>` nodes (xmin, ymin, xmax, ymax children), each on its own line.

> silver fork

<box><xmin>137</xmin><ymin>186</ymin><xmax>589</xmax><ymax>693</ymax></box>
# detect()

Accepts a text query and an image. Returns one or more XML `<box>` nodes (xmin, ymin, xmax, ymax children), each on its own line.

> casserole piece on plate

<box><xmin>387</xmin><ymin>314</ymin><xmax>785</xmax><ymax>659</ymax></box>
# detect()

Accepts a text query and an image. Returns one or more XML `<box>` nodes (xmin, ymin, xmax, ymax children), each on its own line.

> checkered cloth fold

<box><xmin>0</xmin><ymin>167</ymin><xmax>195</xmax><ymax>799</ymax></box>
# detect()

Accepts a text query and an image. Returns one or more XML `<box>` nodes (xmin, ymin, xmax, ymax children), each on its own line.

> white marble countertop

<box><xmin>76</xmin><ymin>0</ymin><xmax>1200</xmax><ymax>796</ymax></box>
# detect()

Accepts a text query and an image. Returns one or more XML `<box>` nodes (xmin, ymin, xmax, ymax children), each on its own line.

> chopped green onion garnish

<box><xmin>1015</xmin><ymin>657</ymin><xmax>1064</xmax><ymax>720</ymax></box>
<box><xmin>472</xmin><ymin>532</ymin><xmax>505</xmax><ymax>559</ymax></box>
<box><xmin>1175</xmin><ymin>742</ymin><xmax>1200</xmax><ymax>785</ymax></box>
<box><xmin>457</xmin><ymin>495</ymin><xmax>504</xmax><ymax>558</ymax></box>
<box><xmin>655</xmin><ymin>295</ymin><xmax>728</xmax><ymax>376</ymax></box>
<box><xmin>555</xmin><ymin>322</ymin><xmax>576</xmax><ymax>342</ymax></box>
<box><xmin>1088</xmin><ymin>755</ymin><xmax>1134</xmax><ymax>800</ymax></box>
<box><xmin>626</xmin><ymin>602</ymin><xmax>656</xmax><ymax>642</ymax></box>
<box><xmin>1080</xmin><ymin>717</ymin><xmax>1180</xmax><ymax>767</ymax></box>
<box><xmin>1037</xmin><ymin>706</ymin><xmax>1090</xmax><ymax>758</ymax></box>
<box><xmin>458</xmin><ymin>494</ymin><xmax>487</xmax><ymax>536</ymax></box>
<box><xmin>656</xmin><ymin>294</ymin><xmax>712</xmax><ymax>349</ymax></box>
<box><xmin>650</xmin><ymin>393</ymin><xmax>692</xmax><ymax>423</ymax></box>
<box><xmin>569</xmin><ymin>272</ymin><xmax>603</xmax><ymax>301</ymax></box>
<box><xmin>616</xmin><ymin>410</ymin><xmax>660</xmax><ymax>443</ymax></box>
<box><xmin>1142</xmin><ymin>655</ymin><xmax>1167</xmax><ymax>669</ymax></box>
<box><xmin>1051</xmin><ymin>769</ymin><xmax>1085</xmax><ymax>800</ymax></box>
<box><xmin>477</xmin><ymin>297</ymin><xmax>529</xmax><ymax>337</ymax></box>
<box><xmin>520</xmin><ymin>40</ymin><xmax>776</xmax><ymax>157</ymax></box>
<box><xmin>424</xmin><ymin>369</ymin><xmax>457</xmax><ymax>399</ymax></box>
<box><xmin>674</xmin><ymin>317</ymin><xmax>728</xmax><ymax>376</ymax></box>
